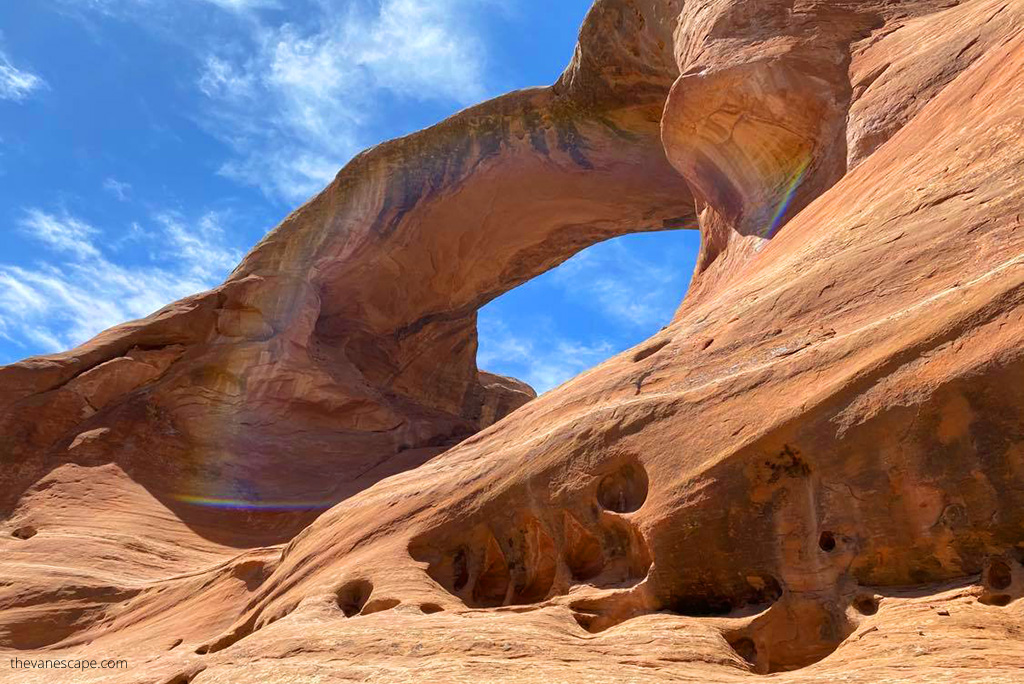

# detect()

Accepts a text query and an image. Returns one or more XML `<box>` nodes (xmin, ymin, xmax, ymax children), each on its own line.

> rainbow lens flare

<box><xmin>765</xmin><ymin>156</ymin><xmax>812</xmax><ymax>238</ymax></box>
<box><xmin>172</xmin><ymin>494</ymin><xmax>337</xmax><ymax>511</ymax></box>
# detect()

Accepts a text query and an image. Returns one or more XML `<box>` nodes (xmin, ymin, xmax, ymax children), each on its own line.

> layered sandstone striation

<box><xmin>3</xmin><ymin>0</ymin><xmax>1024</xmax><ymax>682</ymax></box>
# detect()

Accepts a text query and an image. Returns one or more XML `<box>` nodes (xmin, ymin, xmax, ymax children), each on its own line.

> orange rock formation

<box><xmin>2</xmin><ymin>0</ymin><xmax>1024</xmax><ymax>681</ymax></box>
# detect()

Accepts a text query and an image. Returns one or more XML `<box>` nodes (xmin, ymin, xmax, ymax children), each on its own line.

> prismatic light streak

<box><xmin>173</xmin><ymin>494</ymin><xmax>337</xmax><ymax>511</ymax></box>
<box><xmin>765</xmin><ymin>156</ymin><xmax>812</xmax><ymax>238</ymax></box>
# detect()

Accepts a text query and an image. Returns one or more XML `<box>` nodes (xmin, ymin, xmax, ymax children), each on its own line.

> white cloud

<box><xmin>201</xmin><ymin>0</ymin><xmax>281</xmax><ymax>10</ymax></box>
<box><xmin>0</xmin><ymin>209</ymin><xmax>242</xmax><ymax>357</ymax></box>
<box><xmin>155</xmin><ymin>211</ymin><xmax>243</xmax><ymax>279</ymax></box>
<box><xmin>60</xmin><ymin>0</ymin><xmax>276</xmax><ymax>14</ymax></box>
<box><xmin>56</xmin><ymin>0</ymin><xmax>497</xmax><ymax>202</ymax></box>
<box><xmin>550</xmin><ymin>237</ymin><xmax>688</xmax><ymax>328</ymax></box>
<box><xmin>103</xmin><ymin>177</ymin><xmax>132</xmax><ymax>201</ymax></box>
<box><xmin>476</xmin><ymin>234</ymin><xmax>697</xmax><ymax>393</ymax></box>
<box><xmin>0</xmin><ymin>51</ymin><xmax>46</xmax><ymax>102</ymax></box>
<box><xmin>196</xmin><ymin>0</ymin><xmax>493</xmax><ymax>202</ymax></box>
<box><xmin>19</xmin><ymin>209</ymin><xmax>100</xmax><ymax>259</ymax></box>
<box><xmin>477</xmin><ymin>314</ymin><xmax>615</xmax><ymax>394</ymax></box>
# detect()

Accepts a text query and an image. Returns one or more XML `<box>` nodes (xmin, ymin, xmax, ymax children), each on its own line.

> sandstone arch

<box><xmin>4</xmin><ymin>0</ymin><xmax>1024</xmax><ymax>681</ymax></box>
<box><xmin>0</xmin><ymin>0</ymin><xmax>698</xmax><ymax>544</ymax></box>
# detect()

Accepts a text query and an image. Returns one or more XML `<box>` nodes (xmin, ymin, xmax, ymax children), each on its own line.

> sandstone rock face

<box><xmin>3</xmin><ymin>1</ymin><xmax>1024</xmax><ymax>682</ymax></box>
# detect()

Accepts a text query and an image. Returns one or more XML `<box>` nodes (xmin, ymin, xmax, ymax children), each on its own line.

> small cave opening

<box><xmin>728</xmin><ymin>636</ymin><xmax>759</xmax><ymax>667</ymax></box>
<box><xmin>818</xmin><ymin>531</ymin><xmax>837</xmax><ymax>552</ymax></box>
<box><xmin>362</xmin><ymin>598</ymin><xmax>401</xmax><ymax>615</ymax></box>
<box><xmin>980</xmin><ymin>594</ymin><xmax>1012</xmax><ymax>607</ymax></box>
<box><xmin>987</xmin><ymin>559</ymin><xmax>1013</xmax><ymax>591</ymax></box>
<box><xmin>476</xmin><ymin>231</ymin><xmax>699</xmax><ymax>395</ymax></box>
<box><xmin>853</xmin><ymin>595</ymin><xmax>879</xmax><ymax>616</ymax></box>
<box><xmin>664</xmin><ymin>575</ymin><xmax>783</xmax><ymax>618</ymax></box>
<box><xmin>11</xmin><ymin>526</ymin><xmax>37</xmax><ymax>540</ymax></box>
<box><xmin>336</xmin><ymin>579</ymin><xmax>374</xmax><ymax>617</ymax></box>
<box><xmin>563</xmin><ymin>511</ymin><xmax>605</xmax><ymax>581</ymax></box>
<box><xmin>596</xmin><ymin>460</ymin><xmax>650</xmax><ymax>514</ymax></box>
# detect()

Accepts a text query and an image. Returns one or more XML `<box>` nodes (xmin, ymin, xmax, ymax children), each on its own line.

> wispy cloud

<box><xmin>477</xmin><ymin>314</ymin><xmax>615</xmax><ymax>394</ymax></box>
<box><xmin>0</xmin><ymin>50</ymin><xmax>46</xmax><ymax>102</ymax></box>
<box><xmin>154</xmin><ymin>211</ymin><xmax>242</xmax><ymax>279</ymax></box>
<box><xmin>103</xmin><ymin>177</ymin><xmax>132</xmax><ymax>201</ymax></box>
<box><xmin>550</xmin><ymin>237</ymin><xmax>689</xmax><ymax>328</ymax></box>
<box><xmin>19</xmin><ymin>209</ymin><xmax>100</xmax><ymax>259</ymax></box>
<box><xmin>476</xmin><ymin>233</ymin><xmax>698</xmax><ymax>393</ymax></box>
<box><xmin>55</xmin><ymin>0</ymin><xmax>498</xmax><ymax>203</ymax></box>
<box><xmin>0</xmin><ymin>208</ymin><xmax>242</xmax><ymax>357</ymax></box>
<box><xmin>196</xmin><ymin>0</ymin><xmax>495</xmax><ymax>202</ymax></box>
<box><xmin>201</xmin><ymin>0</ymin><xmax>281</xmax><ymax>10</ymax></box>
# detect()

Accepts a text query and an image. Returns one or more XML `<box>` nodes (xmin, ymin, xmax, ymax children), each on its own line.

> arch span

<box><xmin>0</xmin><ymin>0</ymin><xmax>698</xmax><ymax>543</ymax></box>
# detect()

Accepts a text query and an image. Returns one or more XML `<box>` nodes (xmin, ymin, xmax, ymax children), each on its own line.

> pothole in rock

<box><xmin>852</xmin><ymin>594</ymin><xmax>879</xmax><ymax>615</ymax></box>
<box><xmin>979</xmin><ymin>558</ymin><xmax>1018</xmax><ymax>606</ymax></box>
<box><xmin>362</xmin><ymin>598</ymin><xmax>401</xmax><ymax>615</ymax></box>
<box><xmin>981</xmin><ymin>594</ymin><xmax>1013</xmax><ymax>607</ymax></box>
<box><xmin>11</xmin><ymin>526</ymin><xmax>37</xmax><ymax>540</ymax></box>
<box><xmin>162</xmin><ymin>667</ymin><xmax>206</xmax><ymax>684</ymax></box>
<box><xmin>722</xmin><ymin>595</ymin><xmax>858</xmax><ymax>675</ymax></box>
<box><xmin>336</xmin><ymin>579</ymin><xmax>374</xmax><ymax>617</ymax></box>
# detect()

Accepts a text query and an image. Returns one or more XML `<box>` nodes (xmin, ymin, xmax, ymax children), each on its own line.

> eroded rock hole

<box><xmin>667</xmin><ymin>576</ymin><xmax>782</xmax><ymax>617</ymax></box>
<box><xmin>11</xmin><ymin>526</ymin><xmax>37</xmax><ymax>540</ymax></box>
<box><xmin>818</xmin><ymin>531</ymin><xmax>836</xmax><ymax>552</ymax></box>
<box><xmin>232</xmin><ymin>559</ymin><xmax>270</xmax><ymax>591</ymax></box>
<box><xmin>164</xmin><ymin>676</ymin><xmax>193</xmax><ymax>684</ymax></box>
<box><xmin>452</xmin><ymin>548</ymin><xmax>469</xmax><ymax>592</ymax></box>
<box><xmin>473</xmin><ymin>534</ymin><xmax>511</xmax><ymax>607</ymax></box>
<box><xmin>362</xmin><ymin>598</ymin><xmax>401</xmax><ymax>615</ymax></box>
<box><xmin>633</xmin><ymin>340</ymin><xmax>670</xmax><ymax>362</ymax></box>
<box><xmin>597</xmin><ymin>461</ymin><xmax>649</xmax><ymax>513</ymax></box>
<box><xmin>668</xmin><ymin>594</ymin><xmax>738</xmax><ymax>617</ymax></box>
<box><xmin>572</xmin><ymin>611</ymin><xmax>600</xmax><ymax>633</ymax></box>
<box><xmin>729</xmin><ymin>636</ymin><xmax>758</xmax><ymax>667</ymax></box>
<box><xmin>508</xmin><ymin>515</ymin><xmax>557</xmax><ymax>604</ymax></box>
<box><xmin>987</xmin><ymin>559</ymin><xmax>1013</xmax><ymax>591</ymax></box>
<box><xmin>336</xmin><ymin>579</ymin><xmax>374</xmax><ymax>617</ymax></box>
<box><xmin>196</xmin><ymin>616</ymin><xmax>258</xmax><ymax>655</ymax></box>
<box><xmin>853</xmin><ymin>595</ymin><xmax>879</xmax><ymax>616</ymax></box>
<box><xmin>420</xmin><ymin>603</ymin><xmax>444</xmax><ymax>614</ymax></box>
<box><xmin>981</xmin><ymin>594</ymin><xmax>1012</xmax><ymax>607</ymax></box>
<box><xmin>411</xmin><ymin>509</ymin><xmax>643</xmax><ymax>609</ymax></box>
<box><xmin>563</xmin><ymin>512</ymin><xmax>605</xmax><ymax>581</ymax></box>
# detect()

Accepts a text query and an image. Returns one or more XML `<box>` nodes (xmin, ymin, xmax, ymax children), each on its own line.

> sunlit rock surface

<box><xmin>2</xmin><ymin>0</ymin><xmax>1024</xmax><ymax>681</ymax></box>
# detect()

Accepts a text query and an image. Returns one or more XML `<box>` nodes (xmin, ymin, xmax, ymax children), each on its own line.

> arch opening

<box><xmin>476</xmin><ymin>230</ymin><xmax>700</xmax><ymax>395</ymax></box>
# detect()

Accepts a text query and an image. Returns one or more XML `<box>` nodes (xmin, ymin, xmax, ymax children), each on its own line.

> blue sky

<box><xmin>0</xmin><ymin>0</ymin><xmax>699</xmax><ymax>393</ymax></box>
